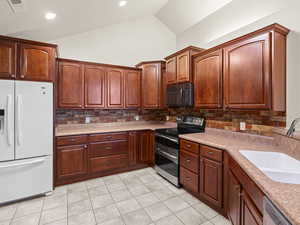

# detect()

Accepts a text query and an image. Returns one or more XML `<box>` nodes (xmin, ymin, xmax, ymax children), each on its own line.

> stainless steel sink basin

<box><xmin>239</xmin><ymin>150</ymin><xmax>300</xmax><ymax>184</ymax></box>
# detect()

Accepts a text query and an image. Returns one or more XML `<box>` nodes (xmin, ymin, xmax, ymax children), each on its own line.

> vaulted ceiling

<box><xmin>0</xmin><ymin>0</ymin><xmax>292</xmax><ymax>42</ymax></box>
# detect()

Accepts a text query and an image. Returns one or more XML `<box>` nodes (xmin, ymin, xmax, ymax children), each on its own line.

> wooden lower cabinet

<box><xmin>228</xmin><ymin>171</ymin><xmax>242</xmax><ymax>225</ymax></box>
<box><xmin>180</xmin><ymin>166</ymin><xmax>199</xmax><ymax>193</ymax></box>
<box><xmin>241</xmin><ymin>191</ymin><xmax>263</xmax><ymax>225</ymax></box>
<box><xmin>56</xmin><ymin>131</ymin><xmax>154</xmax><ymax>186</ymax></box>
<box><xmin>56</xmin><ymin>144</ymin><xmax>88</xmax><ymax>181</ymax></box>
<box><xmin>199</xmin><ymin>158</ymin><xmax>223</xmax><ymax>208</ymax></box>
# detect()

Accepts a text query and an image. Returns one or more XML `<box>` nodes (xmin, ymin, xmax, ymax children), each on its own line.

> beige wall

<box><xmin>51</xmin><ymin>16</ymin><xmax>176</xmax><ymax>67</ymax></box>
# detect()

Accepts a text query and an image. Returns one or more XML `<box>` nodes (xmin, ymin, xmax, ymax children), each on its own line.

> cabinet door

<box><xmin>200</xmin><ymin>158</ymin><xmax>223</xmax><ymax>207</ymax></box>
<box><xmin>0</xmin><ymin>40</ymin><xmax>17</xmax><ymax>79</ymax></box>
<box><xmin>166</xmin><ymin>57</ymin><xmax>177</xmax><ymax>84</ymax></box>
<box><xmin>241</xmin><ymin>191</ymin><xmax>263</xmax><ymax>225</ymax></box>
<box><xmin>142</xmin><ymin>64</ymin><xmax>160</xmax><ymax>108</ymax></box>
<box><xmin>177</xmin><ymin>51</ymin><xmax>190</xmax><ymax>82</ymax></box>
<box><xmin>228</xmin><ymin>170</ymin><xmax>242</xmax><ymax>225</ymax></box>
<box><xmin>125</xmin><ymin>70</ymin><xmax>141</xmax><ymax>108</ymax></box>
<box><xmin>107</xmin><ymin>68</ymin><xmax>124</xmax><ymax>108</ymax></box>
<box><xmin>139</xmin><ymin>131</ymin><xmax>151</xmax><ymax>163</ymax></box>
<box><xmin>56</xmin><ymin>144</ymin><xmax>88</xmax><ymax>180</ymax></box>
<box><xmin>84</xmin><ymin>65</ymin><xmax>106</xmax><ymax>108</ymax></box>
<box><xmin>224</xmin><ymin>33</ymin><xmax>271</xmax><ymax>109</ymax></box>
<box><xmin>19</xmin><ymin>43</ymin><xmax>55</xmax><ymax>82</ymax></box>
<box><xmin>58</xmin><ymin>61</ymin><xmax>84</xmax><ymax>108</ymax></box>
<box><xmin>194</xmin><ymin>50</ymin><xmax>223</xmax><ymax>108</ymax></box>
<box><xmin>128</xmin><ymin>132</ymin><xmax>139</xmax><ymax>165</ymax></box>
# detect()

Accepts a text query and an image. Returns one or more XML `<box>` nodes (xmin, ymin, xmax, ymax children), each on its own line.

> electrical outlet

<box><xmin>134</xmin><ymin>115</ymin><xmax>140</xmax><ymax>121</ymax></box>
<box><xmin>240</xmin><ymin>122</ymin><xmax>246</xmax><ymax>131</ymax></box>
<box><xmin>85</xmin><ymin>117</ymin><xmax>91</xmax><ymax>124</ymax></box>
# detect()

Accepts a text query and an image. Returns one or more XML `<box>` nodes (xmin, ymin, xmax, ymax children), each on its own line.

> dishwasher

<box><xmin>264</xmin><ymin>197</ymin><xmax>292</xmax><ymax>225</ymax></box>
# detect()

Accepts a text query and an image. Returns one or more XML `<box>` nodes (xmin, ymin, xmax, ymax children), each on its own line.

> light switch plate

<box><xmin>134</xmin><ymin>115</ymin><xmax>140</xmax><ymax>121</ymax></box>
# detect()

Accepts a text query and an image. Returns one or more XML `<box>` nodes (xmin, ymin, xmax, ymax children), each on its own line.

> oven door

<box><xmin>154</xmin><ymin>134</ymin><xmax>179</xmax><ymax>186</ymax></box>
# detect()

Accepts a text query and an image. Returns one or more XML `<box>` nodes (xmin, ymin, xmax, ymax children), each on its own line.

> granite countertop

<box><xmin>179</xmin><ymin>129</ymin><xmax>300</xmax><ymax>225</ymax></box>
<box><xmin>56</xmin><ymin>121</ymin><xmax>177</xmax><ymax>136</ymax></box>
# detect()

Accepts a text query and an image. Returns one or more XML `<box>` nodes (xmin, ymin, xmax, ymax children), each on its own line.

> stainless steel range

<box><xmin>154</xmin><ymin>116</ymin><xmax>206</xmax><ymax>187</ymax></box>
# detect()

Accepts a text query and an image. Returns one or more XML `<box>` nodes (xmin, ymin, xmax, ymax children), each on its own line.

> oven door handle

<box><xmin>157</xmin><ymin>149</ymin><xmax>178</xmax><ymax>161</ymax></box>
<box><xmin>155</xmin><ymin>134</ymin><xmax>178</xmax><ymax>143</ymax></box>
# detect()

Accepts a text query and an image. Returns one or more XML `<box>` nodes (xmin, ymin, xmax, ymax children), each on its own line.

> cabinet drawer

<box><xmin>180</xmin><ymin>166</ymin><xmax>198</xmax><ymax>193</ymax></box>
<box><xmin>89</xmin><ymin>140</ymin><xmax>128</xmax><ymax>157</ymax></box>
<box><xmin>89</xmin><ymin>154</ymin><xmax>128</xmax><ymax>173</ymax></box>
<box><xmin>180</xmin><ymin>150</ymin><xmax>199</xmax><ymax>174</ymax></box>
<box><xmin>89</xmin><ymin>132</ymin><xmax>128</xmax><ymax>142</ymax></box>
<box><xmin>56</xmin><ymin>135</ymin><xmax>88</xmax><ymax>146</ymax></box>
<box><xmin>200</xmin><ymin>145</ymin><xmax>223</xmax><ymax>162</ymax></box>
<box><xmin>180</xmin><ymin>139</ymin><xmax>199</xmax><ymax>154</ymax></box>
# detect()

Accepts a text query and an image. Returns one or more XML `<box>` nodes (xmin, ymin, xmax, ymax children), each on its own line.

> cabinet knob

<box><xmin>84</xmin><ymin>145</ymin><xmax>88</xmax><ymax>149</ymax></box>
<box><xmin>11</xmin><ymin>74</ymin><xmax>16</xmax><ymax>78</ymax></box>
<box><xmin>20</xmin><ymin>75</ymin><xmax>25</xmax><ymax>78</ymax></box>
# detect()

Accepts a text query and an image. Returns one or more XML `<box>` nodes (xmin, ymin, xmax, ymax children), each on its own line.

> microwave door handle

<box><xmin>6</xmin><ymin>95</ymin><xmax>12</xmax><ymax>146</ymax></box>
<box><xmin>16</xmin><ymin>95</ymin><xmax>22</xmax><ymax>146</ymax></box>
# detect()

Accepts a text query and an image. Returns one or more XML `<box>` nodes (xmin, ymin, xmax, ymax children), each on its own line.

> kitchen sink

<box><xmin>239</xmin><ymin>150</ymin><xmax>300</xmax><ymax>184</ymax></box>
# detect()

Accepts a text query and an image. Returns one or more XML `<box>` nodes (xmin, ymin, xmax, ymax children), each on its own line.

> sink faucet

<box><xmin>286</xmin><ymin>118</ymin><xmax>300</xmax><ymax>137</ymax></box>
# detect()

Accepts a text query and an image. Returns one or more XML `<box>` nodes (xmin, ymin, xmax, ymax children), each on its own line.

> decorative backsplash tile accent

<box><xmin>56</xmin><ymin>108</ymin><xmax>285</xmax><ymax>136</ymax></box>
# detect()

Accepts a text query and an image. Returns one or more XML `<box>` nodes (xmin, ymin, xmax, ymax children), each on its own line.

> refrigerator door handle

<box><xmin>0</xmin><ymin>157</ymin><xmax>46</xmax><ymax>169</ymax></box>
<box><xmin>6</xmin><ymin>95</ymin><xmax>12</xmax><ymax>146</ymax></box>
<box><xmin>16</xmin><ymin>95</ymin><xmax>22</xmax><ymax>146</ymax></box>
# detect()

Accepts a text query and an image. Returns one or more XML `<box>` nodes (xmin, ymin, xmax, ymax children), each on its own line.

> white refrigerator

<box><xmin>0</xmin><ymin>80</ymin><xmax>53</xmax><ymax>204</ymax></box>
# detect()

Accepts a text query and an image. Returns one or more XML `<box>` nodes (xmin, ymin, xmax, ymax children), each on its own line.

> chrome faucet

<box><xmin>286</xmin><ymin>118</ymin><xmax>300</xmax><ymax>137</ymax></box>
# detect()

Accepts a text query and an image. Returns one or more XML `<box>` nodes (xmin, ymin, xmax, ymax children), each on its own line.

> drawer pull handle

<box><xmin>70</xmin><ymin>138</ymin><xmax>76</xmax><ymax>141</ymax></box>
<box><xmin>186</xmin><ymin>159</ymin><xmax>191</xmax><ymax>163</ymax></box>
<box><xmin>185</xmin><ymin>177</ymin><xmax>191</xmax><ymax>180</ymax></box>
<box><xmin>186</xmin><ymin>144</ymin><xmax>191</xmax><ymax>148</ymax></box>
<box><xmin>105</xmin><ymin>147</ymin><xmax>112</xmax><ymax>150</ymax></box>
<box><xmin>208</xmin><ymin>151</ymin><xmax>213</xmax><ymax>154</ymax></box>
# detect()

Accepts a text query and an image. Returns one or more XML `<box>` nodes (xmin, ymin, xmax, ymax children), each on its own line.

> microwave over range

<box><xmin>167</xmin><ymin>83</ymin><xmax>194</xmax><ymax>107</ymax></box>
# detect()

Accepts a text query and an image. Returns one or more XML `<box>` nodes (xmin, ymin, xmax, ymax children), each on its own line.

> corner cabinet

<box><xmin>192</xmin><ymin>23</ymin><xmax>289</xmax><ymax>111</ymax></box>
<box><xmin>165</xmin><ymin>46</ymin><xmax>204</xmax><ymax>84</ymax></box>
<box><xmin>137</xmin><ymin>61</ymin><xmax>166</xmax><ymax>109</ymax></box>
<box><xmin>194</xmin><ymin>49</ymin><xmax>223</xmax><ymax>108</ymax></box>
<box><xmin>0</xmin><ymin>36</ymin><xmax>57</xmax><ymax>82</ymax></box>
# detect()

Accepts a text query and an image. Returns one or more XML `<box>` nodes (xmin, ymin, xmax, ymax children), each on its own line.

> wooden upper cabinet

<box><xmin>58</xmin><ymin>61</ymin><xmax>84</xmax><ymax>108</ymax></box>
<box><xmin>0</xmin><ymin>40</ymin><xmax>17</xmax><ymax>79</ymax></box>
<box><xmin>194</xmin><ymin>49</ymin><xmax>223</xmax><ymax>108</ymax></box>
<box><xmin>138</xmin><ymin>61</ymin><xmax>165</xmax><ymax>109</ymax></box>
<box><xmin>84</xmin><ymin>65</ymin><xmax>106</xmax><ymax>108</ymax></box>
<box><xmin>177</xmin><ymin>51</ymin><xmax>190</xmax><ymax>82</ymax></box>
<box><xmin>125</xmin><ymin>70</ymin><xmax>141</xmax><ymax>108</ymax></box>
<box><xmin>165</xmin><ymin>46</ymin><xmax>204</xmax><ymax>84</ymax></box>
<box><xmin>166</xmin><ymin>57</ymin><xmax>177</xmax><ymax>84</ymax></box>
<box><xmin>224</xmin><ymin>33</ymin><xmax>271</xmax><ymax>109</ymax></box>
<box><xmin>107</xmin><ymin>68</ymin><xmax>124</xmax><ymax>108</ymax></box>
<box><xmin>19</xmin><ymin>43</ymin><xmax>55</xmax><ymax>82</ymax></box>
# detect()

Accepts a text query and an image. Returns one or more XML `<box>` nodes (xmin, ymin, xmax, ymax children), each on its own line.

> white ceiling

<box><xmin>0</xmin><ymin>0</ymin><xmax>168</xmax><ymax>41</ymax></box>
<box><xmin>0</xmin><ymin>0</ymin><xmax>236</xmax><ymax>41</ymax></box>
<box><xmin>156</xmin><ymin>0</ymin><xmax>232</xmax><ymax>34</ymax></box>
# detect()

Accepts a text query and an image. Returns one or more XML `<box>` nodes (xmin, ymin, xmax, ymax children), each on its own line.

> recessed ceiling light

<box><xmin>45</xmin><ymin>12</ymin><xmax>56</xmax><ymax>20</ymax></box>
<box><xmin>119</xmin><ymin>0</ymin><xmax>127</xmax><ymax>7</ymax></box>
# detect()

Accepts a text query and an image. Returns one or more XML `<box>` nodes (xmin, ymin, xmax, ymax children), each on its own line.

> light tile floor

<box><xmin>0</xmin><ymin>167</ymin><xmax>232</xmax><ymax>225</ymax></box>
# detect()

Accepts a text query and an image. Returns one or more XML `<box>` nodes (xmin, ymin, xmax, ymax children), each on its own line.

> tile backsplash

<box><xmin>56</xmin><ymin>108</ymin><xmax>286</xmax><ymax>136</ymax></box>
